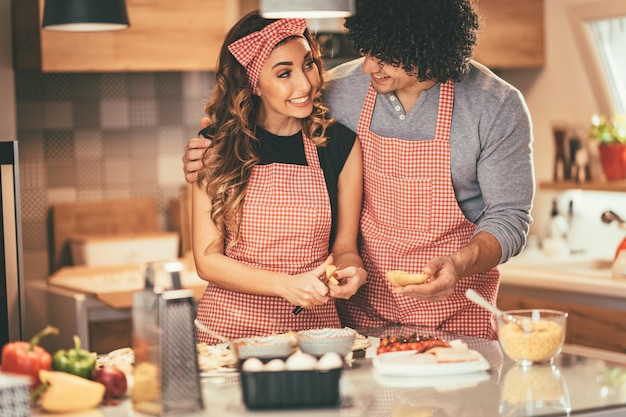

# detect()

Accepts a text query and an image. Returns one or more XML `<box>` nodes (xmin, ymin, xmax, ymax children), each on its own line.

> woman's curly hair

<box><xmin>197</xmin><ymin>11</ymin><xmax>333</xmax><ymax>249</ymax></box>
<box><xmin>345</xmin><ymin>0</ymin><xmax>480</xmax><ymax>82</ymax></box>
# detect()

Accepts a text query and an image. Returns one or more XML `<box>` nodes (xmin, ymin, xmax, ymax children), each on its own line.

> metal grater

<box><xmin>131</xmin><ymin>261</ymin><xmax>203</xmax><ymax>415</ymax></box>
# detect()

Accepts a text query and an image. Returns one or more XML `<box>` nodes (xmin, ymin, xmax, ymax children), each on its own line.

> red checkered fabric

<box><xmin>196</xmin><ymin>133</ymin><xmax>341</xmax><ymax>344</ymax></box>
<box><xmin>227</xmin><ymin>18</ymin><xmax>307</xmax><ymax>94</ymax></box>
<box><xmin>336</xmin><ymin>81</ymin><xmax>500</xmax><ymax>340</ymax></box>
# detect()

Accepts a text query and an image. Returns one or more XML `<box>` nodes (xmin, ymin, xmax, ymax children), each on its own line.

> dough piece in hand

<box><xmin>385</xmin><ymin>270</ymin><xmax>429</xmax><ymax>286</ymax></box>
<box><xmin>326</xmin><ymin>264</ymin><xmax>339</xmax><ymax>285</ymax></box>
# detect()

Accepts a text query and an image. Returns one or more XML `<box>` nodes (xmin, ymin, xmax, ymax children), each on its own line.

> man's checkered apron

<box><xmin>337</xmin><ymin>81</ymin><xmax>499</xmax><ymax>339</ymax></box>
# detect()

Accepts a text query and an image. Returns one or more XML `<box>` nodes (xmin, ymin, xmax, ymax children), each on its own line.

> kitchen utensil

<box><xmin>465</xmin><ymin>289</ymin><xmax>529</xmax><ymax>333</ymax></box>
<box><xmin>131</xmin><ymin>261</ymin><xmax>203</xmax><ymax>415</ymax></box>
<box><xmin>601</xmin><ymin>210</ymin><xmax>626</xmax><ymax>228</ymax></box>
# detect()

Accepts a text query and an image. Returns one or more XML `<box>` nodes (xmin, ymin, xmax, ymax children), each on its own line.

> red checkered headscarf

<box><xmin>227</xmin><ymin>18</ymin><xmax>307</xmax><ymax>94</ymax></box>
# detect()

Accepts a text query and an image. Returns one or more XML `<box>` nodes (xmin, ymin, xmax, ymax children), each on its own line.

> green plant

<box><xmin>590</xmin><ymin>114</ymin><xmax>626</xmax><ymax>144</ymax></box>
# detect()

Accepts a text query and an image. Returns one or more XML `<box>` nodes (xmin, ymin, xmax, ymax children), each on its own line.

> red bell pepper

<box><xmin>1</xmin><ymin>325</ymin><xmax>59</xmax><ymax>387</ymax></box>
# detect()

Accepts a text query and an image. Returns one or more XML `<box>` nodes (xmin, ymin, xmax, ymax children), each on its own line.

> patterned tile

<box><xmin>100</xmin><ymin>99</ymin><xmax>130</xmax><ymax>129</ymax></box>
<box><xmin>43</xmin><ymin>73</ymin><xmax>72</xmax><ymax>101</ymax></box>
<box><xmin>76</xmin><ymin>188</ymin><xmax>105</xmax><ymax>201</ymax></box>
<box><xmin>131</xmin><ymin>183</ymin><xmax>158</xmax><ymax>199</ymax></box>
<box><xmin>157</xmin><ymin>100</ymin><xmax>184</xmax><ymax>126</ymax></box>
<box><xmin>130</xmin><ymin>154</ymin><xmax>158</xmax><ymax>185</ymax></box>
<box><xmin>129</xmin><ymin>73</ymin><xmax>155</xmax><ymax>98</ymax></box>
<box><xmin>74</xmin><ymin>129</ymin><xmax>104</xmax><ymax>158</ymax></box>
<box><xmin>46</xmin><ymin>187</ymin><xmax>78</xmax><ymax>204</ymax></box>
<box><xmin>73</xmin><ymin>100</ymin><xmax>101</xmax><ymax>129</ymax></box>
<box><xmin>16</xmin><ymin>102</ymin><xmax>45</xmax><ymax>131</ymax></box>
<box><xmin>46</xmin><ymin>161</ymin><xmax>76</xmax><ymax>188</ymax></box>
<box><xmin>130</xmin><ymin>127</ymin><xmax>158</xmax><ymax>155</ymax></box>
<box><xmin>19</xmin><ymin>189</ymin><xmax>48</xmax><ymax>223</ymax></box>
<box><xmin>183</xmin><ymin>98</ymin><xmax>207</xmax><ymax>127</ymax></box>
<box><xmin>103</xmin><ymin>187</ymin><xmax>132</xmax><ymax>200</ymax></box>
<box><xmin>103</xmin><ymin>156</ymin><xmax>131</xmax><ymax>186</ymax></box>
<box><xmin>130</xmin><ymin>99</ymin><xmax>157</xmax><ymax>127</ymax></box>
<box><xmin>15</xmin><ymin>71</ymin><xmax>44</xmax><ymax>101</ymax></box>
<box><xmin>19</xmin><ymin>162</ymin><xmax>46</xmax><ymax>191</ymax></box>
<box><xmin>103</xmin><ymin>129</ymin><xmax>131</xmax><ymax>156</ymax></box>
<box><xmin>20</xmin><ymin>220</ymin><xmax>48</xmax><ymax>251</ymax></box>
<box><xmin>157</xmin><ymin>154</ymin><xmax>184</xmax><ymax>185</ymax></box>
<box><xmin>72</xmin><ymin>74</ymin><xmax>102</xmax><ymax>99</ymax></box>
<box><xmin>100</xmin><ymin>73</ymin><xmax>129</xmax><ymax>98</ymax></box>
<box><xmin>155</xmin><ymin>73</ymin><xmax>182</xmax><ymax>99</ymax></box>
<box><xmin>157</xmin><ymin>126</ymin><xmax>185</xmax><ymax>154</ymax></box>
<box><xmin>156</xmin><ymin>184</ymin><xmax>182</xmax><ymax>214</ymax></box>
<box><xmin>182</xmin><ymin>71</ymin><xmax>213</xmax><ymax>99</ymax></box>
<box><xmin>75</xmin><ymin>158</ymin><xmax>104</xmax><ymax>187</ymax></box>
<box><xmin>15</xmin><ymin>132</ymin><xmax>44</xmax><ymax>162</ymax></box>
<box><xmin>43</xmin><ymin>130</ymin><xmax>73</xmax><ymax>161</ymax></box>
<box><xmin>44</xmin><ymin>102</ymin><xmax>74</xmax><ymax>129</ymax></box>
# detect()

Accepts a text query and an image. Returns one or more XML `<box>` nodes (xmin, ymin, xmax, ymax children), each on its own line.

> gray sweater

<box><xmin>324</xmin><ymin>58</ymin><xmax>535</xmax><ymax>264</ymax></box>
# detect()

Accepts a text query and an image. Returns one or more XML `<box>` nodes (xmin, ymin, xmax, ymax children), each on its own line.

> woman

<box><xmin>193</xmin><ymin>12</ymin><xmax>366</xmax><ymax>344</ymax></box>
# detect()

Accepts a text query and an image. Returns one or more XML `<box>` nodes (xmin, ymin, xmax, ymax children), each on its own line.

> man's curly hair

<box><xmin>345</xmin><ymin>0</ymin><xmax>480</xmax><ymax>82</ymax></box>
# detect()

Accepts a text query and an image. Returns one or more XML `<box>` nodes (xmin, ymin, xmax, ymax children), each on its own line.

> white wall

<box><xmin>500</xmin><ymin>0</ymin><xmax>626</xmax><ymax>259</ymax></box>
<box><xmin>0</xmin><ymin>0</ymin><xmax>16</xmax><ymax>141</ymax></box>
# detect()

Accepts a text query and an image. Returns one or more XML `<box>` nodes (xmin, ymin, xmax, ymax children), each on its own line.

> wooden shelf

<box><xmin>539</xmin><ymin>180</ymin><xmax>626</xmax><ymax>192</ymax></box>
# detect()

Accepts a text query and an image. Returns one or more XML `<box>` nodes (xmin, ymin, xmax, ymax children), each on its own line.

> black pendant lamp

<box><xmin>42</xmin><ymin>0</ymin><xmax>130</xmax><ymax>32</ymax></box>
<box><xmin>260</xmin><ymin>0</ymin><xmax>355</xmax><ymax>19</ymax></box>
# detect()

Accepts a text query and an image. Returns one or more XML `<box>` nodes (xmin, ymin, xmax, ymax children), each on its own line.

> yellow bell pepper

<box><xmin>36</xmin><ymin>370</ymin><xmax>105</xmax><ymax>413</ymax></box>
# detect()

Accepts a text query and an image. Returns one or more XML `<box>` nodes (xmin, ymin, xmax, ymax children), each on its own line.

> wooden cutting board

<box><xmin>51</xmin><ymin>198</ymin><xmax>159</xmax><ymax>271</ymax></box>
<box><xmin>48</xmin><ymin>263</ymin><xmax>206</xmax><ymax>308</ymax></box>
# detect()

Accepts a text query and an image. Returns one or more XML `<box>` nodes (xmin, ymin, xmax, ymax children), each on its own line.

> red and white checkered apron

<box><xmin>196</xmin><ymin>133</ymin><xmax>341</xmax><ymax>344</ymax></box>
<box><xmin>336</xmin><ymin>82</ymin><xmax>499</xmax><ymax>339</ymax></box>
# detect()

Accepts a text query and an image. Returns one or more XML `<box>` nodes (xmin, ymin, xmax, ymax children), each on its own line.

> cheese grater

<box><xmin>131</xmin><ymin>261</ymin><xmax>203</xmax><ymax>415</ymax></box>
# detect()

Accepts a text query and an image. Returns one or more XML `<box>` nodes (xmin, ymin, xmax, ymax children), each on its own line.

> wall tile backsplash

<box><xmin>15</xmin><ymin>71</ymin><xmax>214</xmax><ymax>264</ymax></box>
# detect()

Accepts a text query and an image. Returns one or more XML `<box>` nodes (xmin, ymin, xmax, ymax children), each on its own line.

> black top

<box><xmin>199</xmin><ymin>123</ymin><xmax>357</xmax><ymax>247</ymax></box>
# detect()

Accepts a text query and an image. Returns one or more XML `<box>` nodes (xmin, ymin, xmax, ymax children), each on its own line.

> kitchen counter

<box><xmin>499</xmin><ymin>251</ymin><xmax>626</xmax><ymax>310</ymax></box>
<box><xmin>32</xmin><ymin>326</ymin><xmax>626</xmax><ymax>417</ymax></box>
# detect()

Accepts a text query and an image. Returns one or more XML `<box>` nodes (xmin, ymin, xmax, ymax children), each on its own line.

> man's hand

<box><xmin>391</xmin><ymin>256</ymin><xmax>459</xmax><ymax>301</ymax></box>
<box><xmin>182</xmin><ymin>117</ymin><xmax>211</xmax><ymax>183</ymax></box>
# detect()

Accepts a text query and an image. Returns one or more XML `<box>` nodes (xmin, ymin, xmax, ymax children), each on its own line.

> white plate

<box><xmin>372</xmin><ymin>349</ymin><xmax>490</xmax><ymax>377</ymax></box>
<box><xmin>374</xmin><ymin>368</ymin><xmax>490</xmax><ymax>388</ymax></box>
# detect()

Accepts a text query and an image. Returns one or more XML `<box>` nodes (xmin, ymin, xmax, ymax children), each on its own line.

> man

<box><xmin>183</xmin><ymin>0</ymin><xmax>534</xmax><ymax>339</ymax></box>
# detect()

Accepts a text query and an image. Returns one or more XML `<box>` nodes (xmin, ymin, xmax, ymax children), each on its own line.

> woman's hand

<box><xmin>328</xmin><ymin>265</ymin><xmax>367</xmax><ymax>299</ymax></box>
<box><xmin>281</xmin><ymin>255</ymin><xmax>334</xmax><ymax>308</ymax></box>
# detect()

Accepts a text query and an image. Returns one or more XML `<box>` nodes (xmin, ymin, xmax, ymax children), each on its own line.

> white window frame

<box><xmin>568</xmin><ymin>0</ymin><xmax>626</xmax><ymax>115</ymax></box>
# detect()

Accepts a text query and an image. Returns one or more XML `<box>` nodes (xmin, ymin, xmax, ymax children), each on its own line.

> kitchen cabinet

<box><xmin>14</xmin><ymin>0</ymin><xmax>543</xmax><ymax>72</ymax></box>
<box><xmin>473</xmin><ymin>0</ymin><xmax>545</xmax><ymax>68</ymax></box>
<box><xmin>13</xmin><ymin>0</ymin><xmax>240</xmax><ymax>72</ymax></box>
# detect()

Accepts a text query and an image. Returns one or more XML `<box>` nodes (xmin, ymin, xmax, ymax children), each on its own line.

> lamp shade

<box><xmin>42</xmin><ymin>0</ymin><xmax>130</xmax><ymax>32</ymax></box>
<box><xmin>260</xmin><ymin>0</ymin><xmax>355</xmax><ymax>19</ymax></box>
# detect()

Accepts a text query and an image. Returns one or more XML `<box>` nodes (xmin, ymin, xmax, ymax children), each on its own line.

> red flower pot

<box><xmin>598</xmin><ymin>143</ymin><xmax>626</xmax><ymax>180</ymax></box>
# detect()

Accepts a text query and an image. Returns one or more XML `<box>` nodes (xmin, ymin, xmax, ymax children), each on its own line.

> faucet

<box><xmin>602</xmin><ymin>210</ymin><xmax>626</xmax><ymax>260</ymax></box>
<box><xmin>601</xmin><ymin>210</ymin><xmax>626</xmax><ymax>227</ymax></box>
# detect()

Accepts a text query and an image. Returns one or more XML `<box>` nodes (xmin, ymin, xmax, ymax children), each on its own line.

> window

<box><xmin>569</xmin><ymin>0</ymin><xmax>626</xmax><ymax>115</ymax></box>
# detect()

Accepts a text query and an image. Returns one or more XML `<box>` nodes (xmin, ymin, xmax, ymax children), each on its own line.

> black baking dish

<box><xmin>240</xmin><ymin>368</ymin><xmax>342</xmax><ymax>410</ymax></box>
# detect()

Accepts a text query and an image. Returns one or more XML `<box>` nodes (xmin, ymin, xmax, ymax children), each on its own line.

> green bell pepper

<box><xmin>52</xmin><ymin>335</ymin><xmax>96</xmax><ymax>379</ymax></box>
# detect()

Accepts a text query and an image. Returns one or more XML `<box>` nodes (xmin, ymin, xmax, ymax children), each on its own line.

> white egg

<box><xmin>315</xmin><ymin>352</ymin><xmax>343</xmax><ymax>370</ymax></box>
<box><xmin>264</xmin><ymin>358</ymin><xmax>286</xmax><ymax>371</ymax></box>
<box><xmin>285</xmin><ymin>352</ymin><xmax>317</xmax><ymax>370</ymax></box>
<box><xmin>241</xmin><ymin>357</ymin><xmax>264</xmax><ymax>372</ymax></box>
